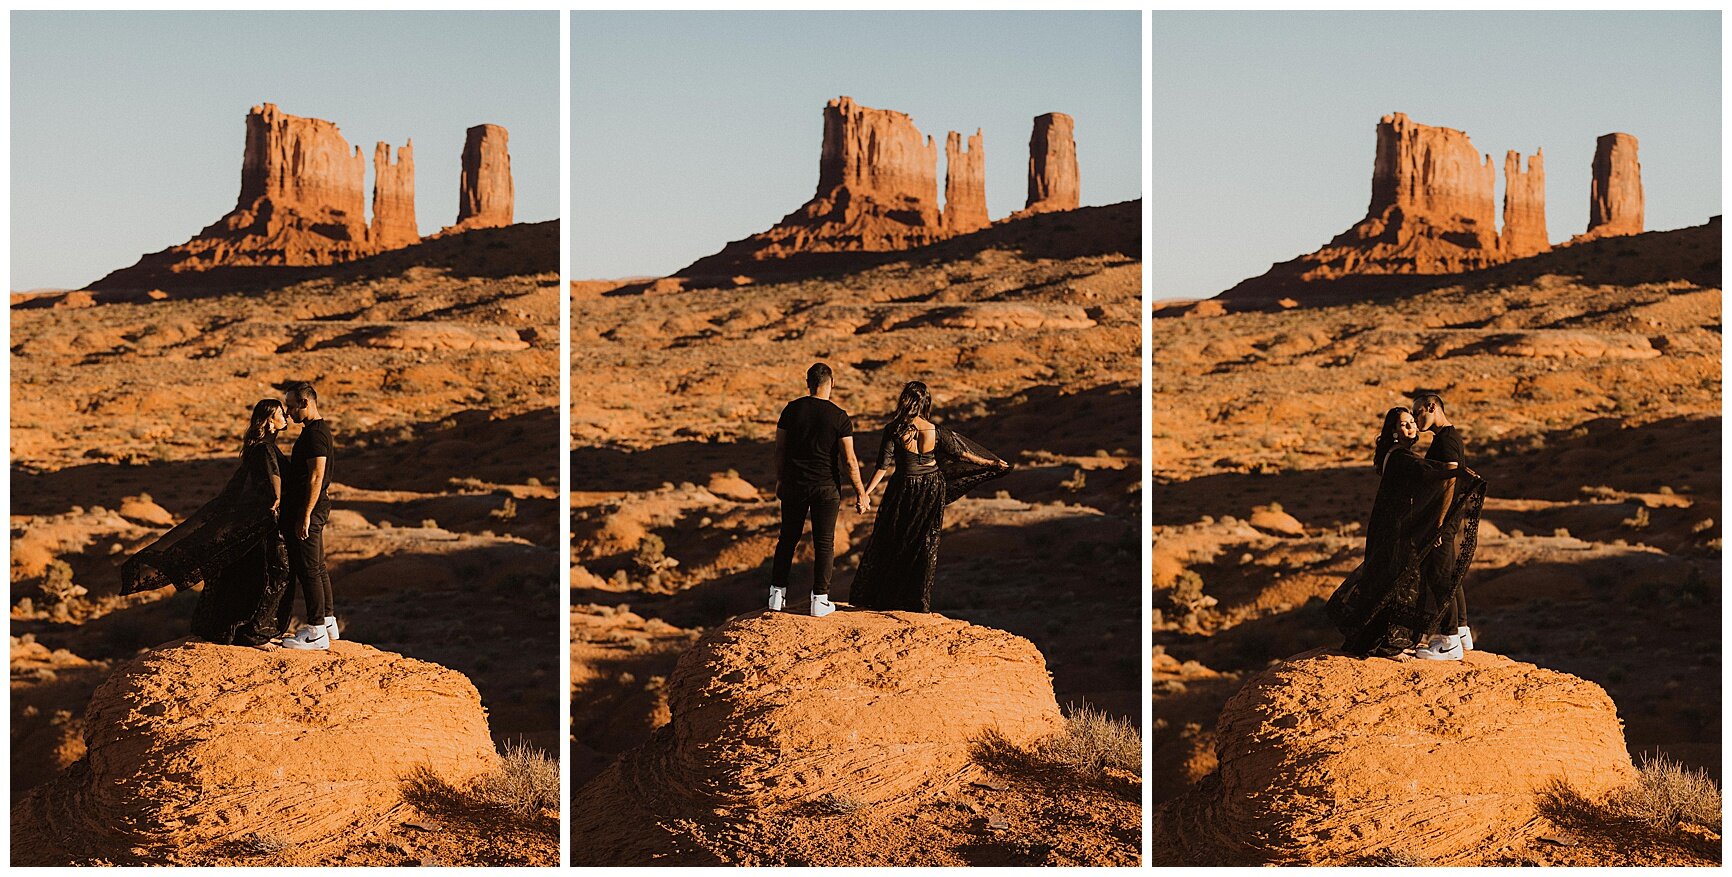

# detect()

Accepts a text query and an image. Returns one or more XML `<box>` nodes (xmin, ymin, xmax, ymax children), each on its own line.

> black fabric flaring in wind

<box><xmin>120</xmin><ymin>442</ymin><xmax>294</xmax><ymax>646</ymax></box>
<box><xmin>1325</xmin><ymin>447</ymin><xmax>1487</xmax><ymax>656</ymax></box>
<box><xmin>849</xmin><ymin>425</ymin><xmax>1010</xmax><ymax>612</ymax></box>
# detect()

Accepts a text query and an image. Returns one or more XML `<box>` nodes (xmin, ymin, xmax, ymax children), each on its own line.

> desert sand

<box><xmin>10</xmin><ymin>221</ymin><xmax>561</xmax><ymax>865</ymax></box>
<box><xmin>569</xmin><ymin>185</ymin><xmax>1143</xmax><ymax>864</ymax></box>
<box><xmin>1150</xmin><ymin>218</ymin><xmax>1721</xmax><ymax>865</ymax></box>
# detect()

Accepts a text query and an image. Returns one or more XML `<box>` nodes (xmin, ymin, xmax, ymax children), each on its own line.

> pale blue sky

<box><xmin>12</xmin><ymin>11</ymin><xmax>558</xmax><ymax>290</ymax></box>
<box><xmin>1154</xmin><ymin>11</ymin><xmax>1722</xmax><ymax>299</ymax></box>
<box><xmin>572</xmin><ymin>11</ymin><xmax>1143</xmax><ymax>279</ymax></box>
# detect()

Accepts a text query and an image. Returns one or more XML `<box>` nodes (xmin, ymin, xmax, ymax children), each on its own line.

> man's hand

<box><xmin>855</xmin><ymin>495</ymin><xmax>870</xmax><ymax>515</ymax></box>
<box><xmin>270</xmin><ymin>500</ymin><xmax>280</xmax><ymax>519</ymax></box>
<box><xmin>299</xmin><ymin>517</ymin><xmax>311</xmax><ymax>540</ymax></box>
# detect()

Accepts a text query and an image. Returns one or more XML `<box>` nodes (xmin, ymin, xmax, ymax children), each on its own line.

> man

<box><xmin>1412</xmin><ymin>391</ymin><xmax>1471</xmax><ymax>661</ymax></box>
<box><xmin>768</xmin><ymin>362</ymin><xmax>869</xmax><ymax>617</ymax></box>
<box><xmin>278</xmin><ymin>381</ymin><xmax>340</xmax><ymax>650</ymax></box>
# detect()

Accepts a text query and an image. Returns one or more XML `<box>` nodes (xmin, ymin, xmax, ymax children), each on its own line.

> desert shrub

<box><xmin>814</xmin><ymin>792</ymin><xmax>863</xmax><ymax>815</ymax></box>
<box><xmin>470</xmin><ymin>740</ymin><xmax>560</xmax><ymax>819</ymax></box>
<box><xmin>1357</xmin><ymin>848</ymin><xmax>1431</xmax><ymax>866</ymax></box>
<box><xmin>231</xmin><ymin>832</ymin><xmax>292</xmax><ymax>857</ymax></box>
<box><xmin>1612</xmin><ymin>753</ymin><xmax>1721</xmax><ymax>832</ymax></box>
<box><xmin>633</xmin><ymin>533</ymin><xmax>667</xmax><ymax>572</ymax></box>
<box><xmin>972</xmin><ymin>702</ymin><xmax>1141</xmax><ymax>783</ymax></box>
<box><xmin>403</xmin><ymin>740</ymin><xmax>559</xmax><ymax>824</ymax></box>
<box><xmin>38</xmin><ymin>560</ymin><xmax>86</xmax><ymax>605</ymax></box>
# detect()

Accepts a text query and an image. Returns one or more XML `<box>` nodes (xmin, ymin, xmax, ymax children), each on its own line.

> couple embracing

<box><xmin>1327</xmin><ymin>393</ymin><xmax>1487</xmax><ymax>661</ymax></box>
<box><xmin>767</xmin><ymin>363</ymin><xmax>1012</xmax><ymax>616</ymax></box>
<box><xmin>121</xmin><ymin>381</ymin><xmax>341</xmax><ymax>651</ymax></box>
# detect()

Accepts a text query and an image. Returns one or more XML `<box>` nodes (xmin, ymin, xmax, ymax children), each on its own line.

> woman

<box><xmin>1325</xmin><ymin>407</ymin><xmax>1485</xmax><ymax>658</ymax></box>
<box><xmin>121</xmin><ymin>399</ymin><xmax>294</xmax><ymax>646</ymax></box>
<box><xmin>848</xmin><ymin>381</ymin><xmax>1013</xmax><ymax>612</ymax></box>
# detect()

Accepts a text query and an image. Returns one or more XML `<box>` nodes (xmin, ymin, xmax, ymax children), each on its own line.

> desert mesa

<box><xmin>85</xmin><ymin>103</ymin><xmax>517</xmax><ymax>292</ymax></box>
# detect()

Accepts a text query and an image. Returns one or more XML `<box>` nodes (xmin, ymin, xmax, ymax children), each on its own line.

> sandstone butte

<box><xmin>570</xmin><ymin>609</ymin><xmax>1065</xmax><ymax>865</ymax></box>
<box><xmin>87</xmin><ymin>104</ymin><xmax>517</xmax><ymax>291</ymax></box>
<box><xmin>1151</xmin><ymin>648</ymin><xmax>1639</xmax><ymax>866</ymax></box>
<box><xmin>446</xmin><ymin>123</ymin><xmax>515</xmax><ymax>234</ymax></box>
<box><xmin>1017</xmin><ymin>112</ymin><xmax>1081</xmax><ymax>216</ymax></box>
<box><xmin>10</xmin><ymin>638</ymin><xmax>499</xmax><ymax>865</ymax></box>
<box><xmin>370</xmin><ymin>140</ymin><xmax>419</xmax><ymax>250</ymax></box>
<box><xmin>1576</xmin><ymin>132</ymin><xmax>1645</xmax><ymax>242</ymax></box>
<box><xmin>1220</xmin><ymin>114</ymin><xmax>1659</xmax><ymax>305</ymax></box>
<box><xmin>679</xmin><ymin>97</ymin><xmax>1084</xmax><ymax>279</ymax></box>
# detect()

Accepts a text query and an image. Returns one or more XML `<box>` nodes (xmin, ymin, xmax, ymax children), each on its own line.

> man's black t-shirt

<box><xmin>1426</xmin><ymin>425</ymin><xmax>1466</xmax><ymax>466</ymax></box>
<box><xmin>777</xmin><ymin>396</ymin><xmax>852</xmax><ymax>490</ymax></box>
<box><xmin>287</xmin><ymin>420</ymin><xmax>334</xmax><ymax>517</ymax></box>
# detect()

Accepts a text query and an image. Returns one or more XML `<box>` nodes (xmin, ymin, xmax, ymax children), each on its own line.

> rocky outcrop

<box><xmin>450</xmin><ymin>124</ymin><xmax>514</xmax><ymax>232</ymax></box>
<box><xmin>237</xmin><ymin>102</ymin><xmax>371</xmax><ymax>247</ymax></box>
<box><xmin>370</xmin><ymin>140</ymin><xmax>419</xmax><ymax>249</ymax></box>
<box><xmin>1152</xmin><ymin>649</ymin><xmax>1638</xmax><ymax>865</ymax></box>
<box><xmin>942</xmin><ymin>129</ymin><xmax>988</xmax><ymax>233</ymax></box>
<box><xmin>1022</xmin><ymin>112</ymin><xmax>1080</xmax><ymax>215</ymax></box>
<box><xmin>1580</xmin><ymin>133</ymin><xmax>1643</xmax><ymax>241</ymax></box>
<box><xmin>11</xmin><ymin>639</ymin><xmax>498</xmax><ymax>864</ymax></box>
<box><xmin>571</xmin><ymin>609</ymin><xmax>1064</xmax><ymax>864</ymax></box>
<box><xmin>1500</xmin><ymin>149</ymin><xmax>1548</xmax><ymax>257</ymax></box>
<box><xmin>87</xmin><ymin>106</ymin><xmax>530</xmax><ymax>290</ymax></box>
<box><xmin>682</xmin><ymin>97</ymin><xmax>947</xmax><ymax>277</ymax></box>
<box><xmin>1220</xmin><ymin>113</ymin><xmax>1578</xmax><ymax>304</ymax></box>
<box><xmin>679</xmin><ymin>98</ymin><xmax>1096</xmax><ymax>281</ymax></box>
<box><xmin>90</xmin><ymin>104</ymin><xmax>376</xmax><ymax>288</ymax></box>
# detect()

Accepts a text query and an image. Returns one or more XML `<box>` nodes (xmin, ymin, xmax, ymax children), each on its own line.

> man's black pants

<box><xmin>283</xmin><ymin>513</ymin><xmax>334</xmax><ymax>622</ymax></box>
<box><xmin>771</xmin><ymin>482</ymin><xmax>841</xmax><ymax>597</ymax></box>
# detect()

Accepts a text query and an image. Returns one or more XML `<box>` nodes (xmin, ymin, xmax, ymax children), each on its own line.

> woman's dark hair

<box><xmin>1373</xmin><ymin>406</ymin><xmax>1415</xmax><ymax>472</ymax></box>
<box><xmin>886</xmin><ymin>380</ymin><xmax>934</xmax><ymax>444</ymax></box>
<box><xmin>243</xmin><ymin>399</ymin><xmax>286</xmax><ymax>454</ymax></box>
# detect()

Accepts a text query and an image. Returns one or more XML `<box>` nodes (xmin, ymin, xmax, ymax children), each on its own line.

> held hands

<box><xmin>855</xmin><ymin>495</ymin><xmax>870</xmax><ymax>515</ymax></box>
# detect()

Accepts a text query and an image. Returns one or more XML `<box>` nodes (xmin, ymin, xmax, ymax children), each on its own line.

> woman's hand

<box><xmin>855</xmin><ymin>495</ymin><xmax>870</xmax><ymax>515</ymax></box>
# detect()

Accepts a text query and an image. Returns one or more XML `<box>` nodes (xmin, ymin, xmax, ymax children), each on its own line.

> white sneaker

<box><xmin>281</xmin><ymin>625</ymin><xmax>331</xmax><ymax>651</ymax></box>
<box><xmin>1457</xmin><ymin>626</ymin><xmax>1474</xmax><ymax>651</ymax></box>
<box><xmin>767</xmin><ymin>587</ymin><xmax>787</xmax><ymax>612</ymax></box>
<box><xmin>1414</xmin><ymin>634</ymin><xmax>1463</xmax><ymax>661</ymax></box>
<box><xmin>810</xmin><ymin>594</ymin><xmax>836</xmax><ymax>617</ymax></box>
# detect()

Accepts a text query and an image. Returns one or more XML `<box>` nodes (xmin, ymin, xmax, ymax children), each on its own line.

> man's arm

<box><xmin>840</xmin><ymin>436</ymin><xmax>868</xmax><ymax>513</ymax></box>
<box><xmin>299</xmin><ymin>457</ymin><xmax>327</xmax><ymax>538</ymax></box>
<box><xmin>773</xmin><ymin>428</ymin><xmax>787</xmax><ymax>495</ymax></box>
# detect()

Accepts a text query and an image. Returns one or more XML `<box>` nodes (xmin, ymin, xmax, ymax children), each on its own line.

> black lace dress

<box><xmin>849</xmin><ymin>426</ymin><xmax>1011</xmax><ymax>612</ymax></box>
<box><xmin>1325</xmin><ymin>446</ymin><xmax>1487</xmax><ymax>656</ymax></box>
<box><xmin>121</xmin><ymin>442</ymin><xmax>293</xmax><ymax>645</ymax></box>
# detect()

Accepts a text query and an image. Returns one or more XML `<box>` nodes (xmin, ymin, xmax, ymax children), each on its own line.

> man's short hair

<box><xmin>1413</xmin><ymin>392</ymin><xmax>1445</xmax><ymax>413</ymax></box>
<box><xmin>284</xmin><ymin>380</ymin><xmax>318</xmax><ymax>401</ymax></box>
<box><xmin>806</xmin><ymin>362</ymin><xmax>833</xmax><ymax>391</ymax></box>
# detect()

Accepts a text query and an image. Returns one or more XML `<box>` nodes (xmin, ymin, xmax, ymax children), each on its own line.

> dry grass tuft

<box><xmin>470</xmin><ymin>739</ymin><xmax>560</xmax><ymax>819</ymax></box>
<box><xmin>1612</xmin><ymin>753</ymin><xmax>1721</xmax><ymax>832</ymax></box>
<box><xmin>973</xmin><ymin>701</ymin><xmax>1141</xmax><ymax>783</ymax></box>
<box><xmin>402</xmin><ymin>740</ymin><xmax>559</xmax><ymax>823</ymax></box>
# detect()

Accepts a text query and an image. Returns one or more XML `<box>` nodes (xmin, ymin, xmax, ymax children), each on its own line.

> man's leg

<box><xmin>808</xmin><ymin>485</ymin><xmax>841</xmax><ymax>597</ymax></box>
<box><xmin>770</xmin><ymin>488</ymin><xmax>811</xmax><ymax>590</ymax></box>
<box><xmin>307</xmin><ymin>517</ymin><xmax>333</xmax><ymax>622</ymax></box>
<box><xmin>283</xmin><ymin>525</ymin><xmax>328</xmax><ymax>623</ymax></box>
